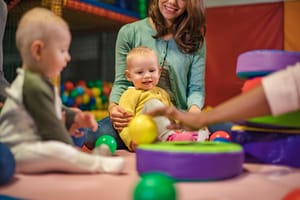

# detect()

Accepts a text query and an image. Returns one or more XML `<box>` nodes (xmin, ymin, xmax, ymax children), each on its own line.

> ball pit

<box><xmin>61</xmin><ymin>80</ymin><xmax>112</xmax><ymax>120</ymax></box>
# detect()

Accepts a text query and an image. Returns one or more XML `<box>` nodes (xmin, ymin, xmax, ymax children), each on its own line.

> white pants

<box><xmin>142</xmin><ymin>99</ymin><xmax>173</xmax><ymax>141</ymax></box>
<box><xmin>11</xmin><ymin>141</ymin><xmax>124</xmax><ymax>174</ymax></box>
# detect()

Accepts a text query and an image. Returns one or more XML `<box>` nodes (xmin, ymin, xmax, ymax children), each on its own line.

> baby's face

<box><xmin>127</xmin><ymin>54</ymin><xmax>160</xmax><ymax>90</ymax></box>
<box><xmin>39</xmin><ymin>26</ymin><xmax>71</xmax><ymax>78</ymax></box>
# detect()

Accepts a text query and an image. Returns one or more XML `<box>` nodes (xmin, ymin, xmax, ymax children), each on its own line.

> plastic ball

<box><xmin>212</xmin><ymin>137</ymin><xmax>230</xmax><ymax>143</ymax></box>
<box><xmin>64</xmin><ymin>81</ymin><xmax>74</xmax><ymax>91</ymax></box>
<box><xmin>103</xmin><ymin>84</ymin><xmax>111</xmax><ymax>97</ymax></box>
<box><xmin>283</xmin><ymin>188</ymin><xmax>300</xmax><ymax>200</ymax></box>
<box><xmin>76</xmin><ymin>86</ymin><xmax>85</xmax><ymax>96</ymax></box>
<box><xmin>82</xmin><ymin>94</ymin><xmax>90</xmax><ymax>105</ymax></box>
<box><xmin>61</xmin><ymin>93</ymin><xmax>69</xmax><ymax>104</ymax></box>
<box><xmin>209</xmin><ymin>131</ymin><xmax>231</xmax><ymax>141</ymax></box>
<box><xmin>77</xmin><ymin>80</ymin><xmax>86</xmax><ymax>87</ymax></box>
<box><xmin>95</xmin><ymin>135</ymin><xmax>117</xmax><ymax>155</ymax></box>
<box><xmin>89</xmin><ymin>97</ymin><xmax>96</xmax><ymax>106</ymax></box>
<box><xmin>66</xmin><ymin>97</ymin><xmax>75</xmax><ymax>107</ymax></box>
<box><xmin>95</xmin><ymin>80</ymin><xmax>103</xmax><ymax>87</ymax></box>
<box><xmin>242</xmin><ymin>77</ymin><xmax>262</xmax><ymax>93</ymax></box>
<box><xmin>91</xmin><ymin>88</ymin><xmax>101</xmax><ymax>97</ymax></box>
<box><xmin>87</xmin><ymin>81</ymin><xmax>95</xmax><ymax>88</ymax></box>
<box><xmin>128</xmin><ymin>114</ymin><xmax>158</xmax><ymax>144</ymax></box>
<box><xmin>85</xmin><ymin>88</ymin><xmax>93</xmax><ymax>97</ymax></box>
<box><xmin>133</xmin><ymin>172</ymin><xmax>177</xmax><ymax>200</ymax></box>
<box><xmin>75</xmin><ymin>96</ymin><xmax>83</xmax><ymax>106</ymax></box>
<box><xmin>0</xmin><ymin>143</ymin><xmax>16</xmax><ymax>185</ymax></box>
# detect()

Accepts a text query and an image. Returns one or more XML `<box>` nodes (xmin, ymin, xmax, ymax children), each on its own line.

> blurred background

<box><xmin>2</xmin><ymin>0</ymin><xmax>300</xmax><ymax>119</ymax></box>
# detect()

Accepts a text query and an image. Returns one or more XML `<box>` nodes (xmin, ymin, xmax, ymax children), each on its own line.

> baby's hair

<box><xmin>16</xmin><ymin>7</ymin><xmax>69</xmax><ymax>53</ymax></box>
<box><xmin>126</xmin><ymin>46</ymin><xmax>158</xmax><ymax>69</ymax></box>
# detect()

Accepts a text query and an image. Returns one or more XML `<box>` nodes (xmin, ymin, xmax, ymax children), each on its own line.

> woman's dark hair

<box><xmin>149</xmin><ymin>0</ymin><xmax>206</xmax><ymax>54</ymax></box>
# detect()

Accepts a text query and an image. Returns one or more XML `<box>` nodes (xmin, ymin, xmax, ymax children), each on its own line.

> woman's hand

<box><xmin>109</xmin><ymin>104</ymin><xmax>133</xmax><ymax>131</ymax></box>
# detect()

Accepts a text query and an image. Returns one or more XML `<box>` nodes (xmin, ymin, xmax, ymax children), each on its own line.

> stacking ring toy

<box><xmin>236</xmin><ymin>50</ymin><xmax>300</xmax><ymax>78</ymax></box>
<box><xmin>136</xmin><ymin>142</ymin><xmax>244</xmax><ymax>181</ymax></box>
<box><xmin>230</xmin><ymin>129</ymin><xmax>300</xmax><ymax>168</ymax></box>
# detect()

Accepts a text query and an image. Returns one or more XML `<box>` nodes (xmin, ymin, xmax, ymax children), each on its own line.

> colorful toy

<box><xmin>128</xmin><ymin>114</ymin><xmax>158</xmax><ymax>144</ymax></box>
<box><xmin>136</xmin><ymin>142</ymin><xmax>244</xmax><ymax>181</ymax></box>
<box><xmin>133</xmin><ymin>172</ymin><xmax>177</xmax><ymax>200</ymax></box>
<box><xmin>209</xmin><ymin>131</ymin><xmax>231</xmax><ymax>141</ymax></box>
<box><xmin>94</xmin><ymin>135</ymin><xmax>117</xmax><ymax>156</ymax></box>
<box><xmin>0</xmin><ymin>143</ymin><xmax>15</xmax><ymax>185</ymax></box>
<box><xmin>236</xmin><ymin>50</ymin><xmax>300</xmax><ymax>78</ymax></box>
<box><xmin>230</xmin><ymin>50</ymin><xmax>300</xmax><ymax>168</ymax></box>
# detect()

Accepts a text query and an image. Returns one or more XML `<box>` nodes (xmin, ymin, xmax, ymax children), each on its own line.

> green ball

<box><xmin>133</xmin><ymin>172</ymin><xmax>177</xmax><ymax>200</ymax></box>
<box><xmin>95</xmin><ymin>135</ymin><xmax>117</xmax><ymax>154</ymax></box>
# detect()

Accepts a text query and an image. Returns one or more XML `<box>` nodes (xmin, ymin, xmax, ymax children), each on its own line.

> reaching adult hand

<box><xmin>147</xmin><ymin>106</ymin><xmax>205</xmax><ymax>131</ymax></box>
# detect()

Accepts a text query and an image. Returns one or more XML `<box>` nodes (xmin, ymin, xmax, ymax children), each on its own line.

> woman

<box><xmin>85</xmin><ymin>0</ymin><xmax>206</xmax><ymax>149</ymax></box>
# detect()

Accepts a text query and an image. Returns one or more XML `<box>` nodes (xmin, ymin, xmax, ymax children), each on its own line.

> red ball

<box><xmin>64</xmin><ymin>81</ymin><xmax>74</xmax><ymax>91</ymax></box>
<box><xmin>242</xmin><ymin>77</ymin><xmax>262</xmax><ymax>93</ymax></box>
<box><xmin>283</xmin><ymin>188</ymin><xmax>300</xmax><ymax>200</ymax></box>
<box><xmin>77</xmin><ymin>80</ymin><xmax>86</xmax><ymax>87</ymax></box>
<box><xmin>209</xmin><ymin>131</ymin><xmax>231</xmax><ymax>141</ymax></box>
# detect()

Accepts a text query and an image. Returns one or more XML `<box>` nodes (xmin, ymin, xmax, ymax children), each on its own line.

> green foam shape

<box><xmin>138</xmin><ymin>141</ymin><xmax>242</xmax><ymax>153</ymax></box>
<box><xmin>248</xmin><ymin>110</ymin><xmax>300</xmax><ymax>128</ymax></box>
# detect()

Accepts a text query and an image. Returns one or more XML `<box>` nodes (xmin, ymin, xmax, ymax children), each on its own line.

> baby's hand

<box><xmin>75</xmin><ymin>111</ymin><xmax>98</xmax><ymax>132</ymax></box>
<box><xmin>69</xmin><ymin>111</ymin><xmax>98</xmax><ymax>136</ymax></box>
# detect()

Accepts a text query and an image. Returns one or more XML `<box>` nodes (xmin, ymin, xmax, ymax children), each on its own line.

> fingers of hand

<box><xmin>72</xmin><ymin>129</ymin><xmax>84</xmax><ymax>137</ymax></box>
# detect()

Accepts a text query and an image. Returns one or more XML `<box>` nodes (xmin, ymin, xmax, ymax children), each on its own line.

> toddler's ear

<box><xmin>158</xmin><ymin>67</ymin><xmax>162</xmax><ymax>76</ymax></box>
<box><xmin>125</xmin><ymin>69</ymin><xmax>131</xmax><ymax>81</ymax></box>
<box><xmin>31</xmin><ymin>40</ymin><xmax>44</xmax><ymax>61</ymax></box>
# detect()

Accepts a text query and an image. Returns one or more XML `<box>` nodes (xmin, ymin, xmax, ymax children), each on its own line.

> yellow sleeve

<box><xmin>118</xmin><ymin>88</ymin><xmax>141</xmax><ymax>150</ymax></box>
<box><xmin>119</xmin><ymin>88</ymin><xmax>140</xmax><ymax>115</ymax></box>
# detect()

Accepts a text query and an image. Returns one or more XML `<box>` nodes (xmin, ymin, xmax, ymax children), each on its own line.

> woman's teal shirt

<box><xmin>110</xmin><ymin>18</ymin><xmax>206</xmax><ymax>110</ymax></box>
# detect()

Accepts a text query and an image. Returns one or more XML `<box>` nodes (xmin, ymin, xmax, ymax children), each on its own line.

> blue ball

<box><xmin>76</xmin><ymin>86</ymin><xmax>85</xmax><ymax>95</ymax></box>
<box><xmin>213</xmin><ymin>137</ymin><xmax>230</xmax><ymax>143</ymax></box>
<box><xmin>0</xmin><ymin>143</ymin><xmax>16</xmax><ymax>185</ymax></box>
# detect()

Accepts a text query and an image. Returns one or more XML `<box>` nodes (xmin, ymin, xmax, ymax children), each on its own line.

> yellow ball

<box><xmin>128</xmin><ymin>114</ymin><xmax>158</xmax><ymax>144</ymax></box>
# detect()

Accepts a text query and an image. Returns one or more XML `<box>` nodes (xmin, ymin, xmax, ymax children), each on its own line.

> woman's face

<box><xmin>158</xmin><ymin>0</ymin><xmax>187</xmax><ymax>25</ymax></box>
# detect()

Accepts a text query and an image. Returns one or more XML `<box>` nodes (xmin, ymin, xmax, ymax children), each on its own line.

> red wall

<box><xmin>205</xmin><ymin>2</ymin><xmax>283</xmax><ymax>107</ymax></box>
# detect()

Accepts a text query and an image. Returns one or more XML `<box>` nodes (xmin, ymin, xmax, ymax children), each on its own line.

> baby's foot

<box><xmin>167</xmin><ymin>131</ymin><xmax>198</xmax><ymax>142</ymax></box>
<box><xmin>93</xmin><ymin>144</ymin><xmax>112</xmax><ymax>156</ymax></box>
<box><xmin>197</xmin><ymin>127</ymin><xmax>210</xmax><ymax>141</ymax></box>
<box><xmin>97</xmin><ymin>156</ymin><xmax>125</xmax><ymax>173</ymax></box>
